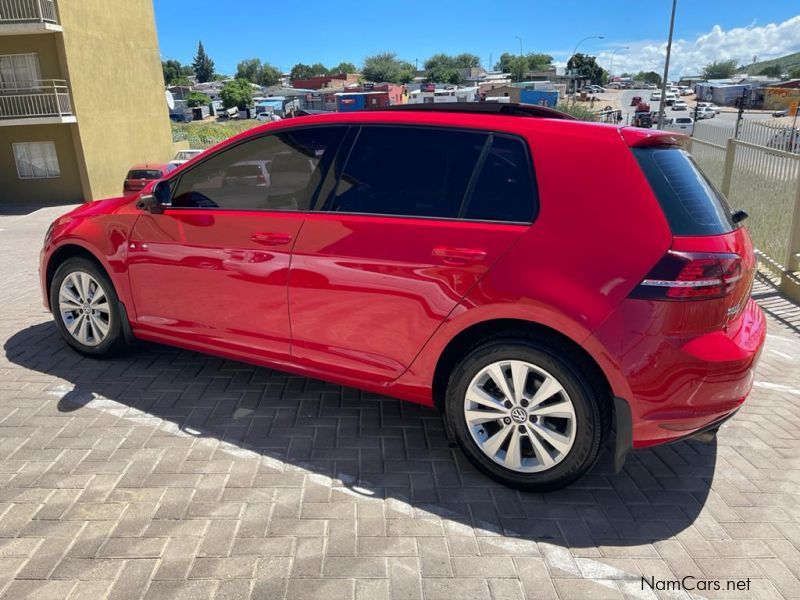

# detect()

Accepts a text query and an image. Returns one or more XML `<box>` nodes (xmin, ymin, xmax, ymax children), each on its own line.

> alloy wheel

<box><xmin>58</xmin><ymin>271</ymin><xmax>111</xmax><ymax>347</ymax></box>
<box><xmin>464</xmin><ymin>360</ymin><xmax>577</xmax><ymax>473</ymax></box>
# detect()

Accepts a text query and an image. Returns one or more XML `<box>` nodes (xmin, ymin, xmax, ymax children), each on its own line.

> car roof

<box><xmin>211</xmin><ymin>106</ymin><xmax>627</xmax><ymax>155</ymax></box>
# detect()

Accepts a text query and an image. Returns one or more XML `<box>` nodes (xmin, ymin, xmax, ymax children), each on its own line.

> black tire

<box><xmin>445</xmin><ymin>338</ymin><xmax>608</xmax><ymax>491</ymax></box>
<box><xmin>50</xmin><ymin>257</ymin><xmax>128</xmax><ymax>358</ymax></box>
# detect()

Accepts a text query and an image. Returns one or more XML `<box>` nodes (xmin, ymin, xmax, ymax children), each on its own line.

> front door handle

<box><xmin>251</xmin><ymin>232</ymin><xmax>293</xmax><ymax>246</ymax></box>
<box><xmin>432</xmin><ymin>246</ymin><xmax>487</xmax><ymax>265</ymax></box>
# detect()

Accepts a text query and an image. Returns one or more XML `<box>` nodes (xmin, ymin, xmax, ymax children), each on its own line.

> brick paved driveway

<box><xmin>1</xmin><ymin>205</ymin><xmax>799</xmax><ymax>600</ymax></box>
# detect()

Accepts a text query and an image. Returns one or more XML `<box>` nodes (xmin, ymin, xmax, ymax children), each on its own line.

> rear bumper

<box><xmin>594</xmin><ymin>297</ymin><xmax>766</xmax><ymax>456</ymax></box>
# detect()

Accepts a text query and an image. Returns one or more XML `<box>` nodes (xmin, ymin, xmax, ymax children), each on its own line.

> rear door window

<box><xmin>326</xmin><ymin>126</ymin><xmax>486</xmax><ymax>219</ymax></box>
<box><xmin>323</xmin><ymin>126</ymin><xmax>537</xmax><ymax>223</ymax></box>
<box><xmin>462</xmin><ymin>135</ymin><xmax>537</xmax><ymax>223</ymax></box>
<box><xmin>633</xmin><ymin>147</ymin><xmax>736</xmax><ymax>235</ymax></box>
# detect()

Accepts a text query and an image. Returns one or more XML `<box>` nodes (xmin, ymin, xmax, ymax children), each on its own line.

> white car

<box><xmin>672</xmin><ymin>100</ymin><xmax>688</xmax><ymax>111</ymax></box>
<box><xmin>256</xmin><ymin>112</ymin><xmax>282</xmax><ymax>123</ymax></box>
<box><xmin>643</xmin><ymin>83</ymin><xmax>657</xmax><ymax>90</ymax></box>
<box><xmin>664</xmin><ymin>93</ymin><xmax>677</xmax><ymax>105</ymax></box>
<box><xmin>679</xmin><ymin>87</ymin><xmax>693</xmax><ymax>96</ymax></box>
<box><xmin>696</xmin><ymin>102</ymin><xmax>722</xmax><ymax>114</ymax></box>
<box><xmin>695</xmin><ymin>106</ymin><xmax>716</xmax><ymax>120</ymax></box>
<box><xmin>663</xmin><ymin>116</ymin><xmax>693</xmax><ymax>132</ymax></box>
<box><xmin>650</xmin><ymin>92</ymin><xmax>662</xmax><ymax>101</ymax></box>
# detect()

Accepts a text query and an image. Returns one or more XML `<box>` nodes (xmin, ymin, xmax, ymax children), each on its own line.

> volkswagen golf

<box><xmin>39</xmin><ymin>103</ymin><xmax>766</xmax><ymax>490</ymax></box>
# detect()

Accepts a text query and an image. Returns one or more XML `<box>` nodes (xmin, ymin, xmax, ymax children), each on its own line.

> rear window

<box><xmin>633</xmin><ymin>147</ymin><xmax>736</xmax><ymax>236</ymax></box>
<box><xmin>127</xmin><ymin>170</ymin><xmax>162</xmax><ymax>180</ymax></box>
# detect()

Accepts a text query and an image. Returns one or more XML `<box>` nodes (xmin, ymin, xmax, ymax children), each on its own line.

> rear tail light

<box><xmin>630</xmin><ymin>251</ymin><xmax>743</xmax><ymax>301</ymax></box>
<box><xmin>257</xmin><ymin>173</ymin><xmax>267</xmax><ymax>184</ymax></box>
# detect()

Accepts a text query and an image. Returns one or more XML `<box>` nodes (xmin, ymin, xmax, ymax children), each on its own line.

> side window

<box><xmin>463</xmin><ymin>135</ymin><xmax>537</xmax><ymax>223</ymax></box>
<box><xmin>171</xmin><ymin>127</ymin><xmax>345</xmax><ymax>211</ymax></box>
<box><xmin>327</xmin><ymin>126</ymin><xmax>487</xmax><ymax>219</ymax></box>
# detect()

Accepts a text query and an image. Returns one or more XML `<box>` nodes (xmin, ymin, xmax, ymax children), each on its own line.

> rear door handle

<box><xmin>251</xmin><ymin>232</ymin><xmax>293</xmax><ymax>246</ymax></box>
<box><xmin>432</xmin><ymin>246</ymin><xmax>487</xmax><ymax>265</ymax></box>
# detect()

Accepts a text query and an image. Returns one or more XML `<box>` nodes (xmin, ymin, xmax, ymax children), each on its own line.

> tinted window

<box><xmin>127</xmin><ymin>170</ymin><xmax>162</xmax><ymax>180</ymax></box>
<box><xmin>327</xmin><ymin>126</ymin><xmax>486</xmax><ymax>218</ymax></box>
<box><xmin>171</xmin><ymin>127</ymin><xmax>344</xmax><ymax>211</ymax></box>
<box><xmin>463</xmin><ymin>135</ymin><xmax>536</xmax><ymax>223</ymax></box>
<box><xmin>633</xmin><ymin>147</ymin><xmax>736</xmax><ymax>235</ymax></box>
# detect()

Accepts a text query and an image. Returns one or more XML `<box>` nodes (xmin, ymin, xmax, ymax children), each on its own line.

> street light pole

<box><xmin>608</xmin><ymin>46</ymin><xmax>630</xmax><ymax>81</ymax></box>
<box><xmin>569</xmin><ymin>35</ymin><xmax>604</xmax><ymax>96</ymax></box>
<box><xmin>515</xmin><ymin>35</ymin><xmax>523</xmax><ymax>57</ymax></box>
<box><xmin>657</xmin><ymin>0</ymin><xmax>677</xmax><ymax>130</ymax></box>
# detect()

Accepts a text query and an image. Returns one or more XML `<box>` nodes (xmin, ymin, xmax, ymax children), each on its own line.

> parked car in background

<box><xmin>697</xmin><ymin>102</ymin><xmax>722</xmax><ymax>114</ymax></box>
<box><xmin>679</xmin><ymin>87</ymin><xmax>693</xmax><ymax>96</ymax></box>
<box><xmin>695</xmin><ymin>106</ymin><xmax>717</xmax><ymax>120</ymax></box>
<box><xmin>672</xmin><ymin>100</ymin><xmax>688</xmax><ymax>111</ymax></box>
<box><xmin>122</xmin><ymin>164</ymin><xmax>174</xmax><ymax>196</ymax></box>
<box><xmin>772</xmin><ymin>108</ymin><xmax>789</xmax><ymax>118</ymax></box>
<box><xmin>643</xmin><ymin>83</ymin><xmax>657</xmax><ymax>90</ymax></box>
<box><xmin>650</xmin><ymin>92</ymin><xmax>662</xmax><ymax>101</ymax></box>
<box><xmin>167</xmin><ymin>149</ymin><xmax>205</xmax><ymax>171</ymax></box>
<box><xmin>256</xmin><ymin>112</ymin><xmax>282</xmax><ymax>123</ymax></box>
<box><xmin>222</xmin><ymin>160</ymin><xmax>271</xmax><ymax>188</ymax></box>
<box><xmin>663</xmin><ymin>116</ymin><xmax>694</xmax><ymax>132</ymax></box>
<box><xmin>664</xmin><ymin>93</ymin><xmax>677</xmax><ymax>106</ymax></box>
<box><xmin>40</xmin><ymin>103</ymin><xmax>764</xmax><ymax>491</ymax></box>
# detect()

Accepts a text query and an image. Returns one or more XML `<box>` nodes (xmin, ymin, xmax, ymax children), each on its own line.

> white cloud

<box><xmin>584</xmin><ymin>15</ymin><xmax>800</xmax><ymax>77</ymax></box>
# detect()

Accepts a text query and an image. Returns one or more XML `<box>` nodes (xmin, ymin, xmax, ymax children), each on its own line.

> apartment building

<box><xmin>0</xmin><ymin>0</ymin><xmax>173</xmax><ymax>204</ymax></box>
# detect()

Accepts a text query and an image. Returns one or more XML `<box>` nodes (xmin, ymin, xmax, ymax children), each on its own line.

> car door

<box><xmin>288</xmin><ymin>124</ymin><xmax>538</xmax><ymax>383</ymax></box>
<box><xmin>127</xmin><ymin>126</ymin><xmax>346</xmax><ymax>360</ymax></box>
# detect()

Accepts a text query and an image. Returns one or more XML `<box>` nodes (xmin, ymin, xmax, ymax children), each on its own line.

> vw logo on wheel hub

<box><xmin>510</xmin><ymin>407</ymin><xmax>527</xmax><ymax>423</ymax></box>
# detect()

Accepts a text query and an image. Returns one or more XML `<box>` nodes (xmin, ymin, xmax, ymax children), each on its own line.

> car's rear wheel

<box><xmin>50</xmin><ymin>258</ymin><xmax>127</xmax><ymax>357</ymax></box>
<box><xmin>445</xmin><ymin>339</ymin><xmax>607</xmax><ymax>491</ymax></box>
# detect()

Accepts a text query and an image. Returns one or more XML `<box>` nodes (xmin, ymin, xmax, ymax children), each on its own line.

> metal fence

<box><xmin>689</xmin><ymin>134</ymin><xmax>800</xmax><ymax>302</ymax></box>
<box><xmin>693</xmin><ymin>117</ymin><xmax>798</xmax><ymax>151</ymax></box>
<box><xmin>0</xmin><ymin>79</ymin><xmax>72</xmax><ymax>119</ymax></box>
<box><xmin>0</xmin><ymin>0</ymin><xmax>57</xmax><ymax>23</ymax></box>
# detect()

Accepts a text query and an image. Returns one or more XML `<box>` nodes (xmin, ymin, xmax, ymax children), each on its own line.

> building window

<box><xmin>13</xmin><ymin>142</ymin><xmax>61</xmax><ymax>179</ymax></box>
<box><xmin>0</xmin><ymin>54</ymin><xmax>42</xmax><ymax>89</ymax></box>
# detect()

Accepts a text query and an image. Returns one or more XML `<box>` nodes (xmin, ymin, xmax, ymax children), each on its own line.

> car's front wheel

<box><xmin>445</xmin><ymin>339</ymin><xmax>608</xmax><ymax>491</ymax></box>
<box><xmin>50</xmin><ymin>257</ymin><xmax>128</xmax><ymax>357</ymax></box>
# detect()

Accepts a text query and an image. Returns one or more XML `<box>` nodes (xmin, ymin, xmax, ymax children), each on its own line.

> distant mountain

<box><xmin>745</xmin><ymin>52</ymin><xmax>800</xmax><ymax>76</ymax></box>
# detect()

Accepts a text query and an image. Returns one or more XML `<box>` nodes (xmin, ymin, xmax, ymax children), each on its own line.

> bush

<box><xmin>185</xmin><ymin>91</ymin><xmax>210</xmax><ymax>108</ymax></box>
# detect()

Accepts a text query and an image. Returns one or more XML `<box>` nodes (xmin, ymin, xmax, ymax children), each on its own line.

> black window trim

<box><xmin>316</xmin><ymin>123</ymin><xmax>540</xmax><ymax>226</ymax></box>
<box><xmin>159</xmin><ymin>123</ymin><xmax>352</xmax><ymax>214</ymax></box>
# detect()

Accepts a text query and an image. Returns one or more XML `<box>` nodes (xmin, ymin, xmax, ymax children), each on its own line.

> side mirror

<box><xmin>138</xmin><ymin>180</ymin><xmax>171</xmax><ymax>214</ymax></box>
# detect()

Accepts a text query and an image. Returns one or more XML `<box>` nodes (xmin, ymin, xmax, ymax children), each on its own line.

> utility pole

<box><xmin>734</xmin><ymin>87</ymin><xmax>747</xmax><ymax>139</ymax></box>
<box><xmin>657</xmin><ymin>0</ymin><xmax>677</xmax><ymax>130</ymax></box>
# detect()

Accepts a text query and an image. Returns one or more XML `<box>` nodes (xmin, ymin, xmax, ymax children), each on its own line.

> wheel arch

<box><xmin>45</xmin><ymin>244</ymin><xmax>110</xmax><ymax>309</ymax></box>
<box><xmin>431</xmin><ymin>318</ymin><xmax>614</xmax><ymax>420</ymax></box>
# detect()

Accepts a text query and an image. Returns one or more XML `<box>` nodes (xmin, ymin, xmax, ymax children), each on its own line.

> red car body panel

<box><xmin>39</xmin><ymin>110</ymin><xmax>766</xmax><ymax>453</ymax></box>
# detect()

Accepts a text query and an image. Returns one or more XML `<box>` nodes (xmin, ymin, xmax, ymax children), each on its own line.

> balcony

<box><xmin>0</xmin><ymin>79</ymin><xmax>75</xmax><ymax>126</ymax></box>
<box><xmin>0</xmin><ymin>0</ymin><xmax>61</xmax><ymax>34</ymax></box>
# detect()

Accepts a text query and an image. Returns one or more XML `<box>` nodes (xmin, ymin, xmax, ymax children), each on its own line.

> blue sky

<box><xmin>153</xmin><ymin>1</ymin><xmax>800</xmax><ymax>76</ymax></box>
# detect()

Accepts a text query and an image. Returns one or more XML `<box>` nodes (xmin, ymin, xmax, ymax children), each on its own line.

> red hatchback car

<box><xmin>40</xmin><ymin>104</ymin><xmax>765</xmax><ymax>490</ymax></box>
<box><xmin>123</xmin><ymin>163</ymin><xmax>175</xmax><ymax>196</ymax></box>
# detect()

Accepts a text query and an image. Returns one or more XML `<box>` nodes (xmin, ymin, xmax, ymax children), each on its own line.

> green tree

<box><xmin>162</xmin><ymin>59</ymin><xmax>193</xmax><ymax>85</ymax></box>
<box><xmin>236</xmin><ymin>58</ymin><xmax>281</xmax><ymax>87</ymax></box>
<box><xmin>635</xmin><ymin>70</ymin><xmax>662</xmax><ymax>86</ymax></box>
<box><xmin>309</xmin><ymin>62</ymin><xmax>329</xmax><ymax>76</ymax></box>
<box><xmin>759</xmin><ymin>65</ymin><xmax>782</xmax><ymax>78</ymax></box>
<box><xmin>494</xmin><ymin>52</ymin><xmax>553</xmax><ymax>80</ymax></box>
<box><xmin>790</xmin><ymin>66</ymin><xmax>800</xmax><ymax>79</ymax></box>
<box><xmin>192</xmin><ymin>41</ymin><xmax>215</xmax><ymax>83</ymax></box>
<box><xmin>567</xmin><ymin>53</ymin><xmax>607</xmax><ymax>85</ymax></box>
<box><xmin>220</xmin><ymin>78</ymin><xmax>253</xmax><ymax>110</ymax></box>
<box><xmin>332</xmin><ymin>62</ymin><xmax>357</xmax><ymax>74</ymax></box>
<box><xmin>362</xmin><ymin>52</ymin><xmax>409</xmax><ymax>83</ymax></box>
<box><xmin>185</xmin><ymin>91</ymin><xmax>210</xmax><ymax>108</ymax></box>
<box><xmin>290</xmin><ymin>63</ymin><xmax>315</xmax><ymax>81</ymax></box>
<box><xmin>453</xmin><ymin>53</ymin><xmax>481</xmax><ymax>68</ymax></box>
<box><xmin>702</xmin><ymin>59</ymin><xmax>738</xmax><ymax>80</ymax></box>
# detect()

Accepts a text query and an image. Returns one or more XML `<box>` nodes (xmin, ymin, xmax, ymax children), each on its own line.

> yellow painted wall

<box><xmin>57</xmin><ymin>0</ymin><xmax>172</xmax><ymax>200</ymax></box>
<box><xmin>0</xmin><ymin>124</ymin><xmax>83</xmax><ymax>203</ymax></box>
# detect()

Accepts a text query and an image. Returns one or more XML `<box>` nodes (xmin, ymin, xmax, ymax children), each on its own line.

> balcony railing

<box><xmin>0</xmin><ymin>0</ymin><xmax>58</xmax><ymax>24</ymax></box>
<box><xmin>0</xmin><ymin>79</ymin><xmax>72</xmax><ymax>120</ymax></box>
